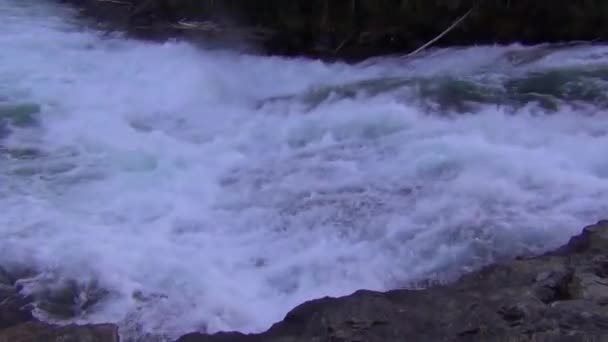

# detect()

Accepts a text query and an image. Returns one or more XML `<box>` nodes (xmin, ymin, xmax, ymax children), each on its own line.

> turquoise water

<box><xmin>2</xmin><ymin>1</ymin><xmax>608</xmax><ymax>340</ymax></box>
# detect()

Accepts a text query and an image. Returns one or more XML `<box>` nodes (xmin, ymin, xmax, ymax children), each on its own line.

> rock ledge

<box><xmin>177</xmin><ymin>220</ymin><xmax>608</xmax><ymax>342</ymax></box>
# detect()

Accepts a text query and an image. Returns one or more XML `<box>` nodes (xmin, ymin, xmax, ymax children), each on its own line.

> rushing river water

<box><xmin>2</xmin><ymin>0</ymin><xmax>608</xmax><ymax>340</ymax></box>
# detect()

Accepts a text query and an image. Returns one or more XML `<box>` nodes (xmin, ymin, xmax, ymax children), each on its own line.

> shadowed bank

<box><xmin>61</xmin><ymin>0</ymin><xmax>608</xmax><ymax>60</ymax></box>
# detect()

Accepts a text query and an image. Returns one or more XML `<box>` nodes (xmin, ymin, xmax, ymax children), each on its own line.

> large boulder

<box><xmin>176</xmin><ymin>221</ymin><xmax>608</xmax><ymax>342</ymax></box>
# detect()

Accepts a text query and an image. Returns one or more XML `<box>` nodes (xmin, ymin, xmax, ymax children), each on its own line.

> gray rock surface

<box><xmin>176</xmin><ymin>220</ymin><xmax>608</xmax><ymax>342</ymax></box>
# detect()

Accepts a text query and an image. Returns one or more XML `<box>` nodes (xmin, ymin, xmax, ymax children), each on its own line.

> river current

<box><xmin>2</xmin><ymin>1</ymin><xmax>608</xmax><ymax>340</ymax></box>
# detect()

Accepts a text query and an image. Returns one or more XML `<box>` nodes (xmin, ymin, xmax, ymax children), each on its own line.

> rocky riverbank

<box><xmin>2</xmin><ymin>220</ymin><xmax>608</xmax><ymax>341</ymax></box>
<box><xmin>0</xmin><ymin>269</ymin><xmax>118</xmax><ymax>342</ymax></box>
<box><xmin>58</xmin><ymin>0</ymin><xmax>608</xmax><ymax>60</ymax></box>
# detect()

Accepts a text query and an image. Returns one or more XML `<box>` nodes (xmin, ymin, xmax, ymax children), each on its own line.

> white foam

<box><xmin>2</xmin><ymin>1</ymin><xmax>608</xmax><ymax>340</ymax></box>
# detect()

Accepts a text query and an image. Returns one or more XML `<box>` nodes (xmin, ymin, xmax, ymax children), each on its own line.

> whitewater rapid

<box><xmin>2</xmin><ymin>0</ymin><xmax>608</xmax><ymax>340</ymax></box>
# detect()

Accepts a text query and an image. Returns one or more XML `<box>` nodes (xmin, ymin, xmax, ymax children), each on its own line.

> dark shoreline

<box><xmin>2</xmin><ymin>220</ymin><xmax>608</xmax><ymax>341</ymax></box>
<box><xmin>58</xmin><ymin>0</ymin><xmax>608</xmax><ymax>62</ymax></box>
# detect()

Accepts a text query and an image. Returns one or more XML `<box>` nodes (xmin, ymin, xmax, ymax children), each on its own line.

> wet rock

<box><xmin>0</xmin><ymin>321</ymin><xmax>119</xmax><ymax>342</ymax></box>
<box><xmin>569</xmin><ymin>270</ymin><xmax>608</xmax><ymax>305</ymax></box>
<box><xmin>0</xmin><ymin>267</ymin><xmax>33</xmax><ymax>330</ymax></box>
<box><xmin>0</xmin><ymin>267</ymin><xmax>116</xmax><ymax>340</ymax></box>
<box><xmin>175</xmin><ymin>220</ymin><xmax>608</xmax><ymax>342</ymax></box>
<box><xmin>0</xmin><ymin>287</ymin><xmax>34</xmax><ymax>330</ymax></box>
<box><xmin>176</xmin><ymin>332</ymin><xmax>252</xmax><ymax>342</ymax></box>
<box><xmin>33</xmin><ymin>279</ymin><xmax>110</xmax><ymax>319</ymax></box>
<box><xmin>551</xmin><ymin>220</ymin><xmax>608</xmax><ymax>256</ymax></box>
<box><xmin>0</xmin><ymin>267</ymin><xmax>13</xmax><ymax>287</ymax></box>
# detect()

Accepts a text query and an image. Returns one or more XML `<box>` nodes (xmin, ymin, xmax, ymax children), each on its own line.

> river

<box><xmin>2</xmin><ymin>0</ymin><xmax>608</xmax><ymax>340</ymax></box>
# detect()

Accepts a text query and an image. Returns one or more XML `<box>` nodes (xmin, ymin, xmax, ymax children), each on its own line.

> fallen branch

<box><xmin>172</xmin><ymin>19</ymin><xmax>222</xmax><ymax>32</ymax></box>
<box><xmin>406</xmin><ymin>7</ymin><xmax>474</xmax><ymax>57</ymax></box>
<box><xmin>334</xmin><ymin>32</ymin><xmax>357</xmax><ymax>53</ymax></box>
<box><xmin>96</xmin><ymin>0</ymin><xmax>132</xmax><ymax>5</ymax></box>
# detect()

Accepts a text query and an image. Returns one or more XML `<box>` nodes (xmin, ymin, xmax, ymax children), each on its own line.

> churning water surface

<box><xmin>2</xmin><ymin>0</ymin><xmax>608</xmax><ymax>340</ymax></box>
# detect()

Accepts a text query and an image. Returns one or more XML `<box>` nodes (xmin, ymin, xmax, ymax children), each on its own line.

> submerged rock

<box><xmin>0</xmin><ymin>103</ymin><xmax>40</xmax><ymax>126</ymax></box>
<box><xmin>0</xmin><ymin>267</ymin><xmax>33</xmax><ymax>330</ymax></box>
<box><xmin>175</xmin><ymin>220</ymin><xmax>608</xmax><ymax>342</ymax></box>
<box><xmin>0</xmin><ymin>286</ymin><xmax>33</xmax><ymax>330</ymax></box>
<box><xmin>33</xmin><ymin>279</ymin><xmax>110</xmax><ymax>319</ymax></box>
<box><xmin>0</xmin><ymin>268</ymin><xmax>116</xmax><ymax>342</ymax></box>
<box><xmin>0</xmin><ymin>267</ymin><xmax>13</xmax><ymax>286</ymax></box>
